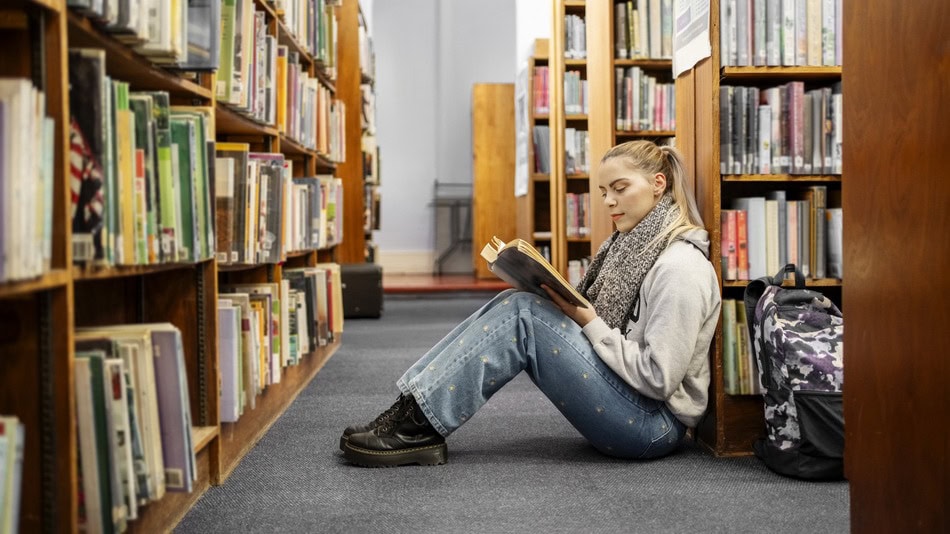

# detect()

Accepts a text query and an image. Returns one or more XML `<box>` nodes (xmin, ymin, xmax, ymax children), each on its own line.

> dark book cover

<box><xmin>68</xmin><ymin>49</ymin><xmax>107</xmax><ymax>263</ymax></box>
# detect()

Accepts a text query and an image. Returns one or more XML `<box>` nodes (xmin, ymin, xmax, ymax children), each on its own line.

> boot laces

<box><xmin>374</xmin><ymin>395</ymin><xmax>411</xmax><ymax>430</ymax></box>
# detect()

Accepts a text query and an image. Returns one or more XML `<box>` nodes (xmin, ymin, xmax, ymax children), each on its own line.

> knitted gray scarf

<box><xmin>578</xmin><ymin>194</ymin><xmax>675</xmax><ymax>331</ymax></box>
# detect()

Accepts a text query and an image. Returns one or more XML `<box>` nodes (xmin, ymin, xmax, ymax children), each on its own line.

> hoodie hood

<box><xmin>674</xmin><ymin>228</ymin><xmax>711</xmax><ymax>259</ymax></box>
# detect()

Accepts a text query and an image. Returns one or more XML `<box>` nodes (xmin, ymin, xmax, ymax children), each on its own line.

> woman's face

<box><xmin>597</xmin><ymin>158</ymin><xmax>666</xmax><ymax>233</ymax></box>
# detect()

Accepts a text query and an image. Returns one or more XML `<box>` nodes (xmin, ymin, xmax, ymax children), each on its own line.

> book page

<box><xmin>481</xmin><ymin>237</ymin><xmax>590</xmax><ymax>308</ymax></box>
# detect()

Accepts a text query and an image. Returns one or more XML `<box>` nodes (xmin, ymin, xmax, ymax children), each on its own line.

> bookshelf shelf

<box><xmin>65</xmin><ymin>11</ymin><xmax>213</xmax><ymax>101</ymax></box>
<box><xmin>312</xmin><ymin>59</ymin><xmax>336</xmax><ymax>92</ymax></box>
<box><xmin>216</xmin><ymin>103</ymin><xmax>280</xmax><ymax>137</ymax></box>
<box><xmin>722</xmin><ymin>66</ymin><xmax>843</xmax><ymax>81</ymax></box>
<box><xmin>565</xmin><ymin>113</ymin><xmax>589</xmax><ymax>121</ymax></box>
<box><xmin>17</xmin><ymin>0</ymin><xmax>61</xmax><ymax>12</ymax></box>
<box><xmin>722</xmin><ymin>278</ymin><xmax>842</xmax><ymax>288</ymax></box>
<box><xmin>314</xmin><ymin>151</ymin><xmax>338</xmax><ymax>172</ymax></box>
<box><xmin>533</xmin><ymin>173</ymin><xmax>551</xmax><ymax>182</ymax></box>
<box><xmin>275</xmin><ymin>16</ymin><xmax>316</xmax><ymax>67</ymax></box>
<box><xmin>615</xmin><ymin>129</ymin><xmax>676</xmax><ymax>138</ymax></box>
<box><xmin>614</xmin><ymin>58</ymin><xmax>672</xmax><ymax>69</ymax></box>
<box><xmin>566</xmin><ymin>173</ymin><xmax>589</xmax><ymax>180</ymax></box>
<box><xmin>0</xmin><ymin>270</ymin><xmax>70</xmax><ymax>299</ymax></box>
<box><xmin>72</xmin><ymin>262</ymin><xmax>204</xmax><ymax>281</ymax></box>
<box><xmin>279</xmin><ymin>133</ymin><xmax>317</xmax><ymax>158</ymax></box>
<box><xmin>192</xmin><ymin>425</ymin><xmax>219</xmax><ymax>453</ymax></box>
<box><xmin>723</xmin><ymin>174</ymin><xmax>842</xmax><ymax>183</ymax></box>
<box><xmin>565</xmin><ymin>59</ymin><xmax>587</xmax><ymax>67</ymax></box>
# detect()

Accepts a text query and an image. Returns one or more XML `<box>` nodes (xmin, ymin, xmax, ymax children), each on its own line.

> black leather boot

<box><xmin>342</xmin><ymin>394</ymin><xmax>447</xmax><ymax>467</ymax></box>
<box><xmin>339</xmin><ymin>394</ymin><xmax>412</xmax><ymax>451</ymax></box>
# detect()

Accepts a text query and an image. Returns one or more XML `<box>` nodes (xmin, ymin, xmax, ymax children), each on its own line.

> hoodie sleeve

<box><xmin>580</xmin><ymin>253</ymin><xmax>711</xmax><ymax>401</ymax></box>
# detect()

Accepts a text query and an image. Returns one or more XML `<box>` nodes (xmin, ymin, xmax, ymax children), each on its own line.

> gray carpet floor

<box><xmin>176</xmin><ymin>295</ymin><xmax>850</xmax><ymax>533</ymax></box>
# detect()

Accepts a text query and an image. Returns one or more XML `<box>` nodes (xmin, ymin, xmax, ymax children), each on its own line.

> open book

<box><xmin>480</xmin><ymin>237</ymin><xmax>591</xmax><ymax>308</ymax></box>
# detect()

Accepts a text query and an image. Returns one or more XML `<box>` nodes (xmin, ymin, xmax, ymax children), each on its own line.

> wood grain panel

<box><xmin>843</xmin><ymin>1</ymin><xmax>949</xmax><ymax>531</ymax></box>
<box><xmin>585</xmin><ymin>0</ymin><xmax>613</xmax><ymax>252</ymax></box>
<box><xmin>471</xmin><ymin>83</ymin><xmax>517</xmax><ymax>279</ymax></box>
<box><xmin>335</xmin><ymin>0</ymin><xmax>366</xmax><ymax>263</ymax></box>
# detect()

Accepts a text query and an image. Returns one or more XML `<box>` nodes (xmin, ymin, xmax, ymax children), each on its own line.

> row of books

<box><xmin>565</xmin><ymin>128</ymin><xmax>591</xmax><ymax>175</ymax></box>
<box><xmin>69</xmin><ymin>48</ymin><xmax>217</xmax><ymax>266</ymax></box>
<box><xmin>566</xmin><ymin>192</ymin><xmax>591</xmax><ymax>239</ymax></box>
<box><xmin>722</xmin><ymin>187</ymin><xmax>841</xmax><ymax>281</ymax></box>
<box><xmin>361</xmin><ymin>83</ymin><xmax>376</xmax><ymax>135</ymax></box>
<box><xmin>218</xmin><ymin>264</ymin><xmax>342</xmax><ymax>421</ymax></box>
<box><xmin>68</xmin><ymin>1</ymin><xmax>218</xmax><ymax>70</ymax></box>
<box><xmin>218</xmin><ymin>0</ymin><xmax>345</xmax><ymax>158</ymax></box>
<box><xmin>0</xmin><ymin>79</ymin><xmax>55</xmax><ymax>283</ymax></box>
<box><xmin>720</xmin><ymin>0</ymin><xmax>842</xmax><ymax>67</ymax></box>
<box><xmin>532</xmin><ymin>66</ymin><xmax>550</xmax><ymax>115</ymax></box>
<box><xmin>721</xmin><ymin>298</ymin><xmax>764</xmax><ymax>395</ymax></box>
<box><xmin>0</xmin><ymin>416</ymin><xmax>24</xmax><ymax>534</ymax></box>
<box><xmin>720</xmin><ymin>82</ymin><xmax>842</xmax><ymax>175</ymax></box>
<box><xmin>74</xmin><ymin>323</ymin><xmax>197</xmax><ymax>533</ymax></box>
<box><xmin>270</xmin><ymin>0</ymin><xmax>339</xmax><ymax>71</ymax></box>
<box><xmin>613</xmin><ymin>0</ymin><xmax>675</xmax><ymax>60</ymax></box>
<box><xmin>363</xmin><ymin>181</ymin><xmax>381</xmax><ymax>234</ymax></box>
<box><xmin>564</xmin><ymin>70</ymin><xmax>589</xmax><ymax>115</ymax></box>
<box><xmin>67</xmin><ymin>47</ymin><xmax>345</xmax><ymax>268</ymax></box>
<box><xmin>530</xmin><ymin>128</ymin><xmax>589</xmax><ymax>176</ymax></box>
<box><xmin>564</xmin><ymin>14</ymin><xmax>587</xmax><ymax>59</ymax></box>
<box><xmin>614</xmin><ymin>66</ymin><xmax>675</xmax><ymax>132</ymax></box>
<box><xmin>357</xmin><ymin>11</ymin><xmax>375</xmax><ymax>79</ymax></box>
<box><xmin>214</xmin><ymin>145</ymin><xmax>342</xmax><ymax>265</ymax></box>
<box><xmin>532</xmin><ymin>125</ymin><xmax>552</xmax><ymax>174</ymax></box>
<box><xmin>283</xmin><ymin>51</ymin><xmax>346</xmax><ymax>157</ymax></box>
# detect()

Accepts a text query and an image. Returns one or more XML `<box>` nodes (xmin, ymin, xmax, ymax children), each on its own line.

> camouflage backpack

<box><xmin>743</xmin><ymin>264</ymin><xmax>845</xmax><ymax>480</ymax></box>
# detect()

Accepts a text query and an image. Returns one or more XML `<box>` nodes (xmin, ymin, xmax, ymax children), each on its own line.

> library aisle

<box><xmin>176</xmin><ymin>295</ymin><xmax>848</xmax><ymax>533</ymax></box>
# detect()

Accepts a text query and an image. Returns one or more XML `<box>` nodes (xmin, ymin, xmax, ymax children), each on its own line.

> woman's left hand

<box><xmin>541</xmin><ymin>285</ymin><xmax>597</xmax><ymax>327</ymax></box>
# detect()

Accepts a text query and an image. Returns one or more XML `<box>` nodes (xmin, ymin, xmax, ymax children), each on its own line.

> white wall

<box><xmin>369</xmin><ymin>0</ymin><xmax>549</xmax><ymax>274</ymax></box>
<box><xmin>516</xmin><ymin>0</ymin><xmax>552</xmax><ymax>68</ymax></box>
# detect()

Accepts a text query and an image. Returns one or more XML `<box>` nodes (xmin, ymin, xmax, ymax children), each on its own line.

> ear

<box><xmin>653</xmin><ymin>172</ymin><xmax>667</xmax><ymax>198</ymax></box>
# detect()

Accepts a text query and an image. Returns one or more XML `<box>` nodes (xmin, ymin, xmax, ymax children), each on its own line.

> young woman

<box><xmin>340</xmin><ymin>140</ymin><xmax>721</xmax><ymax>467</ymax></box>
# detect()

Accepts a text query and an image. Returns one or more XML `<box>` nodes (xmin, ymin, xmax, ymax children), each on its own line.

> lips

<box><xmin>610</xmin><ymin>213</ymin><xmax>623</xmax><ymax>220</ymax></box>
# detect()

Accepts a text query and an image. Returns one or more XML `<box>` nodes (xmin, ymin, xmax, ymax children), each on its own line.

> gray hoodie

<box><xmin>580</xmin><ymin>228</ymin><xmax>721</xmax><ymax>428</ymax></box>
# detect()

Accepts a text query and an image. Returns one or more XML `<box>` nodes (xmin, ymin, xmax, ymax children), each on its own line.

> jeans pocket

<box><xmin>637</xmin><ymin>408</ymin><xmax>676</xmax><ymax>459</ymax></box>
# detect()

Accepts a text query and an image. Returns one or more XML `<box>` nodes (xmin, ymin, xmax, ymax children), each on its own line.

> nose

<box><xmin>603</xmin><ymin>194</ymin><xmax>616</xmax><ymax>207</ymax></box>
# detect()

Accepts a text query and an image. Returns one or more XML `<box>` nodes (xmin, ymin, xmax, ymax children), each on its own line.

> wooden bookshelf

<box><xmin>335</xmin><ymin>0</ymin><xmax>366</xmax><ymax>263</ymax></box>
<box><xmin>515</xmin><ymin>39</ymin><xmax>552</xmax><ymax>261</ymax></box>
<box><xmin>585</xmin><ymin>0</ymin><xmax>679</xmax><ymax>261</ymax></box>
<box><xmin>0</xmin><ymin>1</ymin><xmax>354</xmax><ymax>531</ymax></box>
<box><xmin>676</xmin><ymin>0</ymin><xmax>844</xmax><ymax>456</ymax></box>
<box><xmin>550</xmin><ymin>0</ymin><xmax>593</xmax><ymax>277</ymax></box>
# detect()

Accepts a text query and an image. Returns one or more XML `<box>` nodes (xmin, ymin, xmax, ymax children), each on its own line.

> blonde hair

<box><xmin>601</xmin><ymin>140</ymin><xmax>705</xmax><ymax>249</ymax></box>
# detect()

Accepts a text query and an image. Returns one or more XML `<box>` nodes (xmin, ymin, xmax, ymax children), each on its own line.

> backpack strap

<box><xmin>771</xmin><ymin>263</ymin><xmax>806</xmax><ymax>288</ymax></box>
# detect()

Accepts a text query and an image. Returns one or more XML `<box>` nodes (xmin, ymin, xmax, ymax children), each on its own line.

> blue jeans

<box><xmin>397</xmin><ymin>290</ymin><xmax>687</xmax><ymax>459</ymax></box>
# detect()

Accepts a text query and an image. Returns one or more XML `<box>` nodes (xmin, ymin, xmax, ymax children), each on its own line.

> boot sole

<box><xmin>339</xmin><ymin>434</ymin><xmax>350</xmax><ymax>451</ymax></box>
<box><xmin>342</xmin><ymin>441</ymin><xmax>448</xmax><ymax>467</ymax></box>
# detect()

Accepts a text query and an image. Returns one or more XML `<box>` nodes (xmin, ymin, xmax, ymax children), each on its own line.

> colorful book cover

<box><xmin>68</xmin><ymin>49</ymin><xmax>107</xmax><ymax>263</ymax></box>
<box><xmin>145</xmin><ymin>91</ymin><xmax>178</xmax><ymax>261</ymax></box>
